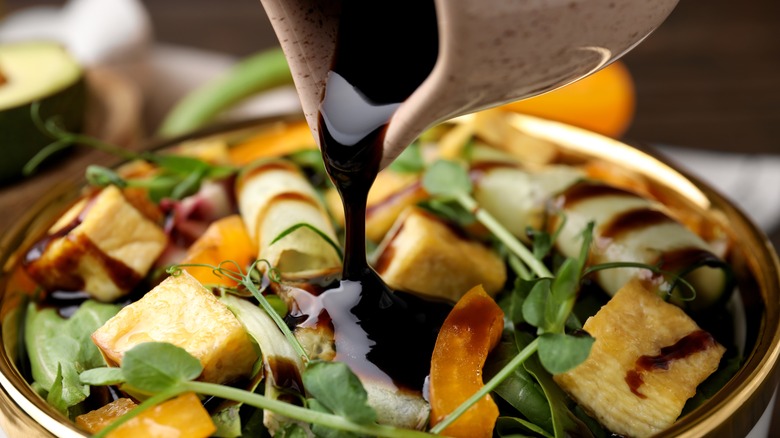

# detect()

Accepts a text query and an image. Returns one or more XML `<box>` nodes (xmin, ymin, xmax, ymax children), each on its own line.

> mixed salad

<box><xmin>5</xmin><ymin>110</ymin><xmax>740</xmax><ymax>438</ymax></box>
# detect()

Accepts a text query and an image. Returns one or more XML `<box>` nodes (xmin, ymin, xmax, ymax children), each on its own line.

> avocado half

<box><xmin>0</xmin><ymin>41</ymin><xmax>87</xmax><ymax>182</ymax></box>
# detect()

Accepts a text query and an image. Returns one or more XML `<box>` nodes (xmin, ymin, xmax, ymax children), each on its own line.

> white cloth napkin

<box><xmin>657</xmin><ymin>146</ymin><xmax>780</xmax><ymax>234</ymax></box>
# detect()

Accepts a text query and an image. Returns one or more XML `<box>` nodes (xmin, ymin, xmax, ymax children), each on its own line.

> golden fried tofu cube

<box><xmin>25</xmin><ymin>186</ymin><xmax>167</xmax><ymax>302</ymax></box>
<box><xmin>373</xmin><ymin>207</ymin><xmax>506</xmax><ymax>301</ymax></box>
<box><xmin>92</xmin><ymin>271</ymin><xmax>258</xmax><ymax>385</ymax></box>
<box><xmin>554</xmin><ymin>279</ymin><xmax>725</xmax><ymax>438</ymax></box>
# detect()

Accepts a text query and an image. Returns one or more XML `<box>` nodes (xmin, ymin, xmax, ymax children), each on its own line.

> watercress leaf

<box><xmin>502</xmin><ymin>278</ymin><xmax>536</xmax><ymax>326</ymax></box>
<box><xmin>549</xmin><ymin>258</ymin><xmax>581</xmax><ymax>331</ymax></box>
<box><xmin>418</xmin><ymin>198</ymin><xmax>475</xmax><ymax>226</ymax></box>
<box><xmin>46</xmin><ymin>364</ymin><xmax>68</xmax><ymax>415</ymax></box>
<box><xmin>28</xmin><ymin>330</ymin><xmax>79</xmax><ymax>391</ymax></box>
<box><xmin>25</xmin><ymin>301</ymin><xmax>120</xmax><ymax>392</ymax></box>
<box><xmin>572</xmin><ymin>286</ymin><xmax>610</xmax><ymax>326</ymax></box>
<box><xmin>495</xmin><ymin>416</ymin><xmax>553</xmax><ymax>438</ymax></box>
<box><xmin>461</xmin><ymin>137</ymin><xmax>476</xmax><ymax>162</ymax></box>
<box><xmin>146</xmin><ymin>153</ymin><xmax>210</xmax><ymax>175</ymax></box>
<box><xmin>484</xmin><ymin>333</ymin><xmax>553</xmax><ymax>432</ymax></box>
<box><xmin>522</xmin><ymin>278</ymin><xmax>551</xmax><ymax>330</ymax></box>
<box><xmin>122</xmin><ymin>342</ymin><xmax>203</xmax><ymax>393</ymax></box>
<box><xmin>307</xmin><ymin>397</ymin><xmax>331</xmax><ymax>413</ymax></box>
<box><xmin>537</xmin><ymin>333</ymin><xmax>594</xmax><ymax>375</ymax></box>
<box><xmin>276</xmin><ymin>422</ymin><xmax>310</xmax><ymax>438</ymax></box>
<box><xmin>146</xmin><ymin>175</ymin><xmax>181</xmax><ymax>203</ymax></box>
<box><xmin>307</xmin><ymin>398</ymin><xmax>358</xmax><ymax>438</ymax></box>
<box><xmin>522</xmin><ymin>335</ymin><xmax>594</xmax><ymax>438</ymax></box>
<box><xmin>422</xmin><ymin>159</ymin><xmax>472</xmax><ymax>198</ymax></box>
<box><xmin>24</xmin><ymin>305</ymin><xmax>62</xmax><ymax>390</ymax></box>
<box><xmin>206</xmin><ymin>164</ymin><xmax>238</xmax><ymax>180</ymax></box>
<box><xmin>69</xmin><ymin>301</ymin><xmax>124</xmax><ymax>369</ymax></box>
<box><xmin>170</xmin><ymin>165</ymin><xmax>208</xmax><ymax>200</ymax></box>
<box><xmin>240</xmin><ymin>406</ymin><xmax>268</xmax><ymax>437</ymax></box>
<box><xmin>47</xmin><ymin>362</ymin><xmax>89</xmax><ymax>416</ymax></box>
<box><xmin>312</xmin><ymin>423</ymin><xmax>357</xmax><ymax>438</ymax></box>
<box><xmin>564</xmin><ymin>312</ymin><xmax>583</xmax><ymax>331</ymax></box>
<box><xmin>79</xmin><ymin>367</ymin><xmax>126</xmax><ymax>386</ymax></box>
<box><xmin>86</xmin><ymin>165</ymin><xmax>127</xmax><ymax>188</ymax></box>
<box><xmin>389</xmin><ymin>141</ymin><xmax>424</xmax><ymax>174</ymax></box>
<box><xmin>302</xmin><ymin>360</ymin><xmax>376</xmax><ymax>425</ymax></box>
<box><xmin>529</xmin><ymin>228</ymin><xmax>553</xmax><ymax>261</ymax></box>
<box><xmin>573</xmin><ymin>405</ymin><xmax>609</xmax><ymax>438</ymax></box>
<box><xmin>577</xmin><ymin>222</ymin><xmax>595</xmax><ymax>269</ymax></box>
<box><xmin>551</xmin><ymin>258</ymin><xmax>580</xmax><ymax>304</ymax></box>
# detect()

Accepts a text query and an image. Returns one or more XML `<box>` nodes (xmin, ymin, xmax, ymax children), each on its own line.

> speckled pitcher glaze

<box><xmin>259</xmin><ymin>0</ymin><xmax>678</xmax><ymax>167</ymax></box>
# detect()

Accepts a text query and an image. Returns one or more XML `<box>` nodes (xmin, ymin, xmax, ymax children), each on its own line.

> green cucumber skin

<box><xmin>0</xmin><ymin>76</ymin><xmax>87</xmax><ymax>182</ymax></box>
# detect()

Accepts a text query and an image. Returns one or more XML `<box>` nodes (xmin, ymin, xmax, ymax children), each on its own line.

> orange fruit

<box><xmin>499</xmin><ymin>61</ymin><xmax>635</xmax><ymax>138</ymax></box>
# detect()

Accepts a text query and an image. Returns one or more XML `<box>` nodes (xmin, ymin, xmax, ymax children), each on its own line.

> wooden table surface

<box><xmin>2</xmin><ymin>0</ymin><xmax>780</xmax><ymax>435</ymax></box>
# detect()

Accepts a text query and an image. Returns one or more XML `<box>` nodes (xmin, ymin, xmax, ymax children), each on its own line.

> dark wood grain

<box><xmin>622</xmin><ymin>0</ymin><xmax>780</xmax><ymax>155</ymax></box>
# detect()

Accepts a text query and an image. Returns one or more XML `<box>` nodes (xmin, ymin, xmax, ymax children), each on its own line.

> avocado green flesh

<box><xmin>0</xmin><ymin>42</ymin><xmax>86</xmax><ymax>181</ymax></box>
<box><xmin>0</xmin><ymin>42</ymin><xmax>83</xmax><ymax>111</ymax></box>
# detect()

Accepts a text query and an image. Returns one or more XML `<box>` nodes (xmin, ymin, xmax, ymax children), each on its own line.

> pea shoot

<box><xmin>25</xmin><ymin>102</ymin><xmax>236</xmax><ymax>202</ymax></box>
<box><xmin>81</xmin><ymin>344</ymin><xmax>433</xmax><ymax>438</ymax></box>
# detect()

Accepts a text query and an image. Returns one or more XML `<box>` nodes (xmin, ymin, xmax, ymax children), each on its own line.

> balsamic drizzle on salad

<box><xmin>626</xmin><ymin>329</ymin><xmax>717</xmax><ymax>398</ymax></box>
<box><xmin>293</xmin><ymin>0</ymin><xmax>453</xmax><ymax>391</ymax></box>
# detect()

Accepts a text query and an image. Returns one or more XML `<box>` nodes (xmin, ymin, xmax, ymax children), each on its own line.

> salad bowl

<box><xmin>0</xmin><ymin>113</ymin><xmax>777</xmax><ymax>437</ymax></box>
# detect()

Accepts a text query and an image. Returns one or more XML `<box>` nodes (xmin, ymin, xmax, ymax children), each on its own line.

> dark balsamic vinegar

<box><xmin>314</xmin><ymin>0</ymin><xmax>451</xmax><ymax>390</ymax></box>
<box><xmin>625</xmin><ymin>330</ymin><xmax>716</xmax><ymax>398</ymax></box>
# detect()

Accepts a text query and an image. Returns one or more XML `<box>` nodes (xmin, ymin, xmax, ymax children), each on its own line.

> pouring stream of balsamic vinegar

<box><xmin>314</xmin><ymin>0</ymin><xmax>450</xmax><ymax>391</ymax></box>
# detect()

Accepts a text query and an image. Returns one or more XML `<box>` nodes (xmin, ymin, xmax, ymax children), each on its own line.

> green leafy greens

<box><xmin>24</xmin><ymin>300</ymin><xmax>120</xmax><ymax>417</ymax></box>
<box><xmin>81</xmin><ymin>342</ymin><xmax>433</xmax><ymax>438</ymax></box>
<box><xmin>388</xmin><ymin>141</ymin><xmax>425</xmax><ymax>174</ymax></box>
<box><xmin>422</xmin><ymin>159</ymin><xmax>596</xmax><ymax>436</ymax></box>
<box><xmin>26</xmin><ymin>103</ymin><xmax>236</xmax><ymax>202</ymax></box>
<box><xmin>25</xmin><ymin>118</ymin><xmax>723</xmax><ymax>438</ymax></box>
<box><xmin>422</xmin><ymin>159</ymin><xmax>552</xmax><ymax>279</ymax></box>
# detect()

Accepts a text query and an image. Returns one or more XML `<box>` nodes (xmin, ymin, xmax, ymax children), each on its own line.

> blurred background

<box><xmin>0</xmin><ymin>0</ymin><xmax>776</xmax><ymax>219</ymax></box>
<box><xmin>1</xmin><ymin>0</ymin><xmax>780</xmax><ymax>434</ymax></box>
<box><xmin>3</xmin><ymin>0</ymin><xmax>778</xmax><ymax>237</ymax></box>
<box><xmin>3</xmin><ymin>0</ymin><xmax>778</xmax><ymax>153</ymax></box>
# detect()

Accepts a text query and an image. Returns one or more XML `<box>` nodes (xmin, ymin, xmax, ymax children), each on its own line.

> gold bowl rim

<box><xmin>0</xmin><ymin>113</ymin><xmax>777</xmax><ymax>437</ymax></box>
